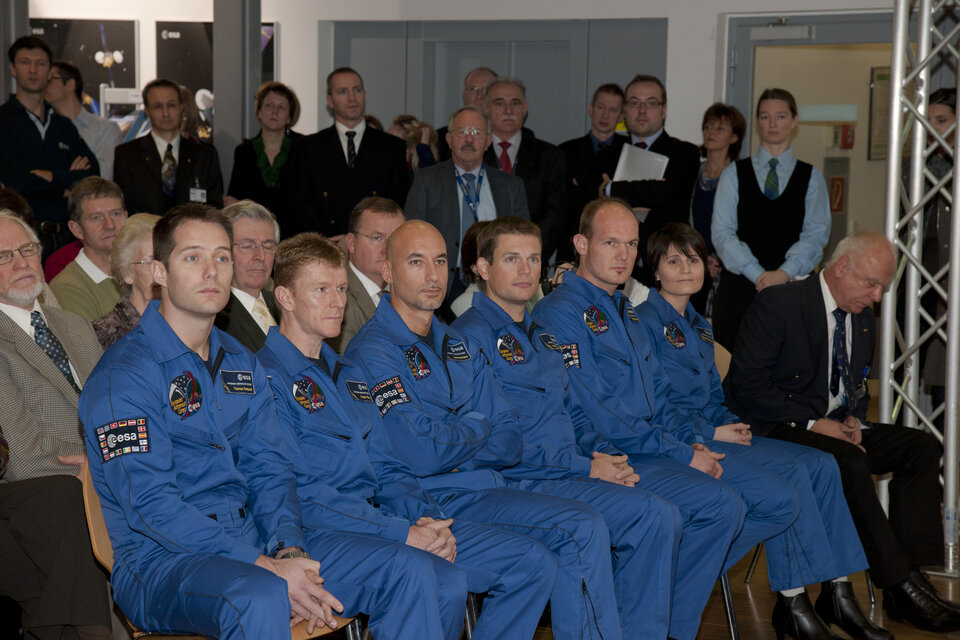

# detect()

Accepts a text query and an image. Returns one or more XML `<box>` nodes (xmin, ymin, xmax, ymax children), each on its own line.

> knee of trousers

<box><xmin>912</xmin><ymin>429</ymin><xmax>945</xmax><ymax>464</ymax></box>
<box><xmin>431</xmin><ymin>556</ymin><xmax>470</xmax><ymax>606</ymax></box>
<box><xmin>497</xmin><ymin>536</ymin><xmax>559</xmax><ymax>595</ymax></box>
<box><xmin>797</xmin><ymin>447</ymin><xmax>843</xmax><ymax>488</ymax></box>
<box><xmin>553</xmin><ymin>502</ymin><xmax>613</xmax><ymax>559</ymax></box>
<box><xmin>621</xmin><ymin>493</ymin><xmax>683</xmax><ymax>548</ymax></box>
<box><xmin>213</xmin><ymin>569</ymin><xmax>289</xmax><ymax>630</ymax></box>
<box><xmin>832</xmin><ymin>443</ymin><xmax>871</xmax><ymax>480</ymax></box>
<box><xmin>754</xmin><ymin>480</ymin><xmax>801</xmax><ymax>528</ymax></box>
<box><xmin>696</xmin><ymin>481</ymin><xmax>746</xmax><ymax>533</ymax></box>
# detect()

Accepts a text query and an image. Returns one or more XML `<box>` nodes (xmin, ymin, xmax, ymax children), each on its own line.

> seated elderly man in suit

<box><xmin>0</xmin><ymin>210</ymin><xmax>113</xmax><ymax>639</ymax></box>
<box><xmin>725</xmin><ymin>231</ymin><xmax>960</xmax><ymax>633</ymax></box>
<box><xmin>326</xmin><ymin>197</ymin><xmax>404</xmax><ymax>354</ymax></box>
<box><xmin>113</xmin><ymin>78</ymin><xmax>224</xmax><ymax>215</ymax></box>
<box><xmin>481</xmin><ymin>77</ymin><xmax>566</xmax><ymax>263</ymax></box>
<box><xmin>406</xmin><ymin>105</ymin><xmax>528</xmax><ymax>301</ymax></box>
<box><xmin>214</xmin><ymin>200</ymin><xmax>280</xmax><ymax>352</ymax></box>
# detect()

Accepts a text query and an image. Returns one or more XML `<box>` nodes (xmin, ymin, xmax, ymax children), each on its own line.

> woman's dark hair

<box><xmin>700</xmin><ymin>102</ymin><xmax>747</xmax><ymax>161</ymax></box>
<box><xmin>756</xmin><ymin>88</ymin><xmax>798</xmax><ymax>117</ymax></box>
<box><xmin>930</xmin><ymin>87</ymin><xmax>957</xmax><ymax>115</ymax></box>
<box><xmin>645</xmin><ymin>222</ymin><xmax>709</xmax><ymax>288</ymax></box>
<box><xmin>460</xmin><ymin>220</ymin><xmax>492</xmax><ymax>283</ymax></box>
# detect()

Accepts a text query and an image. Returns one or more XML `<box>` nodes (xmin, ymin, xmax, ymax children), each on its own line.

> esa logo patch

<box><xmin>446</xmin><ymin>340</ymin><xmax>471</xmax><ymax>361</ymax></box>
<box><xmin>696</xmin><ymin>326</ymin><xmax>714</xmax><ymax>344</ymax></box>
<box><xmin>560</xmin><ymin>343</ymin><xmax>581</xmax><ymax>369</ymax></box>
<box><xmin>97</xmin><ymin>418</ymin><xmax>149</xmax><ymax>462</ymax></box>
<box><xmin>221</xmin><ymin>370</ymin><xmax>255</xmax><ymax>395</ymax></box>
<box><xmin>372</xmin><ymin>376</ymin><xmax>410</xmax><ymax>416</ymax></box>
<box><xmin>405</xmin><ymin>346</ymin><xmax>431</xmax><ymax>380</ymax></box>
<box><xmin>583</xmin><ymin>306</ymin><xmax>609</xmax><ymax>334</ymax></box>
<box><xmin>169</xmin><ymin>371</ymin><xmax>202</xmax><ymax>419</ymax></box>
<box><xmin>539</xmin><ymin>333</ymin><xmax>561</xmax><ymax>351</ymax></box>
<box><xmin>497</xmin><ymin>334</ymin><xmax>525</xmax><ymax>365</ymax></box>
<box><xmin>345</xmin><ymin>380</ymin><xmax>373</xmax><ymax>402</ymax></box>
<box><xmin>664</xmin><ymin>322</ymin><xmax>686</xmax><ymax>349</ymax></box>
<box><xmin>293</xmin><ymin>376</ymin><xmax>325</xmax><ymax>412</ymax></box>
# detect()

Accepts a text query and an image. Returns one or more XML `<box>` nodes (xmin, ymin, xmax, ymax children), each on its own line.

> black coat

<box><xmin>113</xmin><ymin>134</ymin><xmax>224</xmax><ymax>215</ymax></box>
<box><xmin>284</xmin><ymin>125</ymin><xmax>408</xmax><ymax>238</ymax></box>
<box><xmin>600</xmin><ymin>130</ymin><xmax>700</xmax><ymax>245</ymax></box>
<box><xmin>226</xmin><ymin>131</ymin><xmax>302</xmax><ymax>216</ymax></box>
<box><xmin>724</xmin><ymin>275</ymin><xmax>875</xmax><ymax>436</ymax></box>
<box><xmin>483</xmin><ymin>129</ymin><xmax>566</xmax><ymax>261</ymax></box>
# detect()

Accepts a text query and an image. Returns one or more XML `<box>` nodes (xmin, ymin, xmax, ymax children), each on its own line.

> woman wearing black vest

<box><xmin>710</xmin><ymin>88</ymin><xmax>831</xmax><ymax>349</ymax></box>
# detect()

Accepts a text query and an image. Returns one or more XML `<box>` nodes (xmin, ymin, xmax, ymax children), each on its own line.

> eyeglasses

<box><xmin>626</xmin><ymin>99</ymin><xmax>663</xmax><ymax>111</ymax></box>
<box><xmin>130</xmin><ymin>256</ymin><xmax>153</xmax><ymax>266</ymax></box>
<box><xmin>354</xmin><ymin>231</ymin><xmax>387</xmax><ymax>245</ymax></box>
<box><xmin>465</xmin><ymin>86</ymin><xmax>485</xmax><ymax>95</ymax></box>
<box><xmin>0</xmin><ymin>242</ymin><xmax>40</xmax><ymax>265</ymax></box>
<box><xmin>233</xmin><ymin>240</ymin><xmax>277</xmax><ymax>254</ymax></box>
<box><xmin>48</xmin><ymin>75</ymin><xmax>64</xmax><ymax>83</ymax></box>
<box><xmin>452</xmin><ymin>126</ymin><xmax>485</xmax><ymax>138</ymax></box>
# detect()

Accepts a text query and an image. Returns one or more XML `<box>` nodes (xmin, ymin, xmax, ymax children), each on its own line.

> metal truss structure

<box><xmin>882</xmin><ymin>0</ymin><xmax>960</xmax><ymax>574</ymax></box>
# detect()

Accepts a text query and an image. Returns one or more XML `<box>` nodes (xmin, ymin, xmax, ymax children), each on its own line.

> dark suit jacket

<box><xmin>723</xmin><ymin>275</ymin><xmax>874</xmax><ymax>436</ymax></box>
<box><xmin>483</xmin><ymin>130</ymin><xmax>566</xmax><ymax>261</ymax></box>
<box><xmin>284</xmin><ymin>125</ymin><xmax>408</xmax><ymax>239</ymax></box>
<box><xmin>226</xmin><ymin>131</ymin><xmax>302</xmax><ymax>216</ymax></box>
<box><xmin>0</xmin><ymin>304</ymin><xmax>102</xmax><ymax>482</ymax></box>
<box><xmin>214</xmin><ymin>290</ymin><xmax>278</xmax><ymax>353</ymax></box>
<box><xmin>600</xmin><ymin>130</ymin><xmax>699</xmax><ymax>245</ymax></box>
<box><xmin>326</xmin><ymin>265</ymin><xmax>377</xmax><ymax>355</ymax></box>
<box><xmin>558</xmin><ymin>133</ymin><xmax>627</xmax><ymax>262</ymax></box>
<box><xmin>405</xmin><ymin>159</ymin><xmax>529</xmax><ymax>290</ymax></box>
<box><xmin>113</xmin><ymin>135</ymin><xmax>224</xmax><ymax>215</ymax></box>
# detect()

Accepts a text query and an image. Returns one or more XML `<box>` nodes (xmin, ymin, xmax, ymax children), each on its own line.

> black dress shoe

<box><xmin>883</xmin><ymin>577</ymin><xmax>960</xmax><ymax>632</ymax></box>
<box><xmin>815</xmin><ymin>581</ymin><xmax>893</xmax><ymax>640</ymax></box>
<box><xmin>910</xmin><ymin>569</ymin><xmax>960</xmax><ymax>613</ymax></box>
<box><xmin>773</xmin><ymin>591</ymin><xmax>841</xmax><ymax>640</ymax></box>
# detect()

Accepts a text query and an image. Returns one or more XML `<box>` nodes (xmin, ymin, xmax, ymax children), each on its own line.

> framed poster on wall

<box><xmin>29</xmin><ymin>18</ymin><xmax>138</xmax><ymax>120</ymax></box>
<box><xmin>156</xmin><ymin>22</ymin><xmax>277</xmax><ymax>140</ymax></box>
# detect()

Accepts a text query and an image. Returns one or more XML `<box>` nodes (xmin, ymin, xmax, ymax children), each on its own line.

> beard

<box><xmin>2</xmin><ymin>278</ymin><xmax>43</xmax><ymax>308</ymax></box>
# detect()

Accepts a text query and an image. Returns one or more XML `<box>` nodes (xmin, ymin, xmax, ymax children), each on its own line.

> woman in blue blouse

<box><xmin>637</xmin><ymin>222</ymin><xmax>889</xmax><ymax>640</ymax></box>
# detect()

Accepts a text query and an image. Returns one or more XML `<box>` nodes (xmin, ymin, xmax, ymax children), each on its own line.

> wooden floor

<box><xmin>696</xmin><ymin>549</ymin><xmax>960</xmax><ymax>640</ymax></box>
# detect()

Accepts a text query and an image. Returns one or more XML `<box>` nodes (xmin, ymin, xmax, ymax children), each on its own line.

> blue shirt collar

<box><xmin>138</xmin><ymin>299</ymin><xmax>243</xmax><ymax>363</ymax></box>
<box><xmin>631</xmin><ymin>127</ymin><xmax>664</xmax><ymax>148</ymax></box>
<box><xmin>262</xmin><ymin>325</ymin><xmax>353</xmax><ymax>379</ymax></box>
<box><xmin>469</xmin><ymin>290</ymin><xmax>532</xmax><ymax>333</ymax></box>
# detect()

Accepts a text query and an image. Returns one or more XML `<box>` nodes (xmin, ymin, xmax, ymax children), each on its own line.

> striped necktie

<box><xmin>31</xmin><ymin>311</ymin><xmax>81</xmax><ymax>394</ymax></box>
<box><xmin>763</xmin><ymin>157</ymin><xmax>779</xmax><ymax>199</ymax></box>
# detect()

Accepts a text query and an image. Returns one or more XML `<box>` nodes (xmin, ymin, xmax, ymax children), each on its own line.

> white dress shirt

<box><xmin>491</xmin><ymin>131</ymin><xmax>522</xmax><ymax>170</ymax></box>
<box><xmin>335</xmin><ymin>119</ymin><xmax>366</xmax><ymax>163</ymax></box>
<box><xmin>75</xmin><ymin>248</ymin><xmax>112</xmax><ymax>284</ymax></box>
<box><xmin>349</xmin><ymin>261</ymin><xmax>384</xmax><ymax>307</ymax></box>
<box><xmin>231</xmin><ymin>287</ymin><xmax>274</xmax><ymax>335</ymax></box>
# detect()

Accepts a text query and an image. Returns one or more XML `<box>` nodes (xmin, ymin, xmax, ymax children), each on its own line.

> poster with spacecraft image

<box><xmin>157</xmin><ymin>22</ymin><xmax>277</xmax><ymax>141</ymax></box>
<box><xmin>29</xmin><ymin>18</ymin><xmax>137</xmax><ymax>119</ymax></box>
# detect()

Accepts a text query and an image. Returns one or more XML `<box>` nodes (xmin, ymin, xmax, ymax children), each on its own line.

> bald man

<box><xmin>726</xmin><ymin>232</ymin><xmax>957</xmax><ymax>633</ymax></box>
<box><xmin>345</xmin><ymin>220</ymin><xmax>625</xmax><ymax>639</ymax></box>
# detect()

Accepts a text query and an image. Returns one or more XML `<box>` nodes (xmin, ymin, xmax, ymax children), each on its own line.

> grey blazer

<box><xmin>405</xmin><ymin>159</ymin><xmax>529</xmax><ymax>289</ymax></box>
<box><xmin>328</xmin><ymin>265</ymin><xmax>378</xmax><ymax>355</ymax></box>
<box><xmin>0</xmin><ymin>304</ymin><xmax>102</xmax><ymax>482</ymax></box>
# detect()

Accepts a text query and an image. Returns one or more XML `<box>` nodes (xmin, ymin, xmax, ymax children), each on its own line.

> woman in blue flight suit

<box><xmin>635</xmin><ymin>222</ymin><xmax>886</xmax><ymax>640</ymax></box>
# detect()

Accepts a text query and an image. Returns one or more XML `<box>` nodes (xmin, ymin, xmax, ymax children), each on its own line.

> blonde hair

<box><xmin>111</xmin><ymin>213</ymin><xmax>160</xmax><ymax>287</ymax></box>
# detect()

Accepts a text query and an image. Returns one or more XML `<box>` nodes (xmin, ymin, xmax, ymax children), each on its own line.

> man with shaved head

<box><xmin>346</xmin><ymin>219</ymin><xmax>628</xmax><ymax>639</ymax></box>
<box><xmin>726</xmin><ymin>231</ymin><xmax>957</xmax><ymax>632</ymax></box>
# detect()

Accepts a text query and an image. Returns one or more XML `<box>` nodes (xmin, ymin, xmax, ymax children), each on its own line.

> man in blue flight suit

<box><xmin>452</xmin><ymin>215</ymin><xmax>703</xmax><ymax>639</ymax></box>
<box><xmin>534</xmin><ymin>198</ymin><xmax>807</xmax><ymax>640</ymax></box>
<box><xmin>79</xmin><ymin>205</ymin><xmax>447</xmax><ymax>639</ymax></box>
<box><xmin>345</xmin><ymin>220</ymin><xmax>625</xmax><ymax>640</ymax></box>
<box><xmin>257</xmin><ymin>231</ymin><xmax>559</xmax><ymax>640</ymax></box>
<box><xmin>454</xmin><ymin>218</ymin><xmax>742</xmax><ymax>638</ymax></box>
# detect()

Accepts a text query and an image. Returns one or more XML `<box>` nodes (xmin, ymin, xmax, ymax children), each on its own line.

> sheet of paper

<box><xmin>612</xmin><ymin>144</ymin><xmax>669</xmax><ymax>182</ymax></box>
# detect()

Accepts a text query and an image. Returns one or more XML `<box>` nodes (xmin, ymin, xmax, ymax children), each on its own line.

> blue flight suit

<box><xmin>534</xmin><ymin>273</ymin><xmax>781</xmax><ymax>640</ymax></box>
<box><xmin>453</xmin><ymin>292</ymin><xmax>682</xmax><ymax>639</ymax></box>
<box><xmin>346</xmin><ymin>296</ymin><xmax>623</xmax><ymax>640</ymax></box>
<box><xmin>79</xmin><ymin>301</ymin><xmax>448</xmax><ymax>639</ymax></box>
<box><xmin>257</xmin><ymin>327</ymin><xmax>559</xmax><ymax>640</ymax></box>
<box><xmin>635</xmin><ymin>289</ymin><xmax>869</xmax><ymax>589</ymax></box>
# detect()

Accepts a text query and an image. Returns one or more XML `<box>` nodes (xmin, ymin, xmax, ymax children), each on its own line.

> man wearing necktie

<box><xmin>407</xmin><ymin>105</ymin><xmax>528</xmax><ymax>302</ymax></box>
<box><xmin>598</xmin><ymin>74</ymin><xmax>701</xmax><ymax>251</ymax></box>
<box><xmin>726</xmin><ymin>231</ymin><xmax>960</xmax><ymax>633</ymax></box>
<box><xmin>711</xmin><ymin>87</ymin><xmax>831</xmax><ymax>349</ymax></box>
<box><xmin>482</xmin><ymin>77</ymin><xmax>567</xmax><ymax>263</ymax></box>
<box><xmin>0</xmin><ymin>211</ymin><xmax>114</xmax><ymax>639</ymax></box>
<box><xmin>215</xmin><ymin>200</ymin><xmax>281</xmax><ymax>352</ymax></box>
<box><xmin>113</xmin><ymin>78</ymin><xmax>224</xmax><ymax>216</ymax></box>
